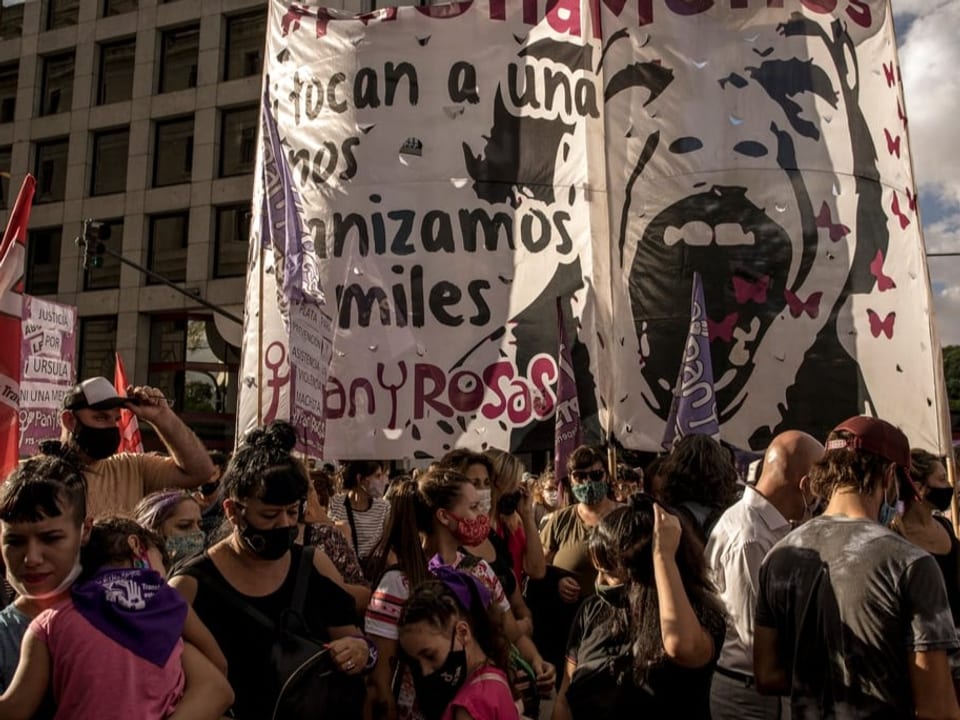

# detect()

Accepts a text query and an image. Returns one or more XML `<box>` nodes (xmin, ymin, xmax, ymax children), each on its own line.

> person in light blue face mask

<box><xmin>134</xmin><ymin>490</ymin><xmax>205</xmax><ymax>567</ymax></box>
<box><xmin>754</xmin><ymin>416</ymin><xmax>960</xmax><ymax>720</ymax></box>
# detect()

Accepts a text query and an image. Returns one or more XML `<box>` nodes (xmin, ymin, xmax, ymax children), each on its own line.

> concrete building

<box><xmin>0</xmin><ymin>0</ymin><xmax>378</xmax><ymax>449</ymax></box>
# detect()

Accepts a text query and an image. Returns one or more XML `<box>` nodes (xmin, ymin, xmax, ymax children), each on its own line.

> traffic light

<box><xmin>79</xmin><ymin>220</ymin><xmax>111</xmax><ymax>270</ymax></box>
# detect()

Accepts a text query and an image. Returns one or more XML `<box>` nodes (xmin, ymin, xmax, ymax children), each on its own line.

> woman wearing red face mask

<box><xmin>419</xmin><ymin>470</ymin><xmax>554</xmax><ymax>712</ymax></box>
<box><xmin>363</xmin><ymin>471</ymin><xmax>553</xmax><ymax>720</ymax></box>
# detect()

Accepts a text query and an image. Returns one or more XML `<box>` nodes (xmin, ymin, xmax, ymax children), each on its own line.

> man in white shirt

<box><xmin>706</xmin><ymin>430</ymin><xmax>823</xmax><ymax>719</ymax></box>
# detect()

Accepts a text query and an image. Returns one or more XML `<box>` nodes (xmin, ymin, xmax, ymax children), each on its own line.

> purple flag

<box><xmin>662</xmin><ymin>272</ymin><xmax>720</xmax><ymax>449</ymax></box>
<box><xmin>554</xmin><ymin>298</ymin><xmax>582</xmax><ymax>494</ymax></box>
<box><xmin>259</xmin><ymin>80</ymin><xmax>322</xmax><ymax>305</ymax></box>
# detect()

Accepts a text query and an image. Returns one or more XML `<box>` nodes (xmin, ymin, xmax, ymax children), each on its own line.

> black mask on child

<box><xmin>71</xmin><ymin>420</ymin><xmax>120</xmax><ymax>460</ymax></box>
<box><xmin>409</xmin><ymin>629</ymin><xmax>468</xmax><ymax>720</ymax></box>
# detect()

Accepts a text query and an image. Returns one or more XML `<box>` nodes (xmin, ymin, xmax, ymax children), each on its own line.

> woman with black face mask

<box><xmin>892</xmin><ymin>449</ymin><xmax>960</xmax><ymax>627</ymax></box>
<box><xmin>398</xmin><ymin>575</ymin><xmax>519</xmax><ymax>720</ymax></box>
<box><xmin>170</xmin><ymin>421</ymin><xmax>375</xmax><ymax>719</ymax></box>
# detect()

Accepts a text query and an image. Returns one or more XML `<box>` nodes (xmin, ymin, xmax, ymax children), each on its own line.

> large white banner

<box><xmin>239</xmin><ymin>0</ymin><xmax>949</xmax><ymax>459</ymax></box>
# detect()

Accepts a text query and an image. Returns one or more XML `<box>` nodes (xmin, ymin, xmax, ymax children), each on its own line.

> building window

<box><xmin>0</xmin><ymin>2</ymin><xmax>24</xmax><ymax>38</ymax></box>
<box><xmin>97</xmin><ymin>39</ymin><xmax>136</xmax><ymax>105</ymax></box>
<box><xmin>219</xmin><ymin>105</ymin><xmax>257</xmax><ymax>177</ymax></box>
<box><xmin>84</xmin><ymin>218</ymin><xmax>123</xmax><ymax>290</ymax></box>
<box><xmin>91</xmin><ymin>128</ymin><xmax>129</xmax><ymax>196</ymax></box>
<box><xmin>0</xmin><ymin>146</ymin><xmax>10</xmax><ymax>209</ymax></box>
<box><xmin>214</xmin><ymin>204</ymin><xmax>249</xmax><ymax>278</ymax></box>
<box><xmin>47</xmin><ymin>0</ymin><xmax>79</xmax><ymax>30</ymax></box>
<box><xmin>39</xmin><ymin>52</ymin><xmax>74</xmax><ymax>116</ymax></box>
<box><xmin>149</xmin><ymin>211</ymin><xmax>189</xmax><ymax>284</ymax></box>
<box><xmin>79</xmin><ymin>316</ymin><xmax>118</xmax><ymax>380</ymax></box>
<box><xmin>34</xmin><ymin>138</ymin><xmax>69</xmax><ymax>203</ymax></box>
<box><xmin>103</xmin><ymin>0</ymin><xmax>137</xmax><ymax>16</ymax></box>
<box><xmin>153</xmin><ymin>116</ymin><xmax>193</xmax><ymax>187</ymax></box>
<box><xmin>25</xmin><ymin>226</ymin><xmax>62</xmax><ymax>295</ymax></box>
<box><xmin>148</xmin><ymin>314</ymin><xmax>239</xmax><ymax>448</ymax></box>
<box><xmin>158</xmin><ymin>25</ymin><xmax>199</xmax><ymax>94</ymax></box>
<box><xmin>0</xmin><ymin>62</ymin><xmax>17</xmax><ymax>123</ymax></box>
<box><xmin>224</xmin><ymin>10</ymin><xmax>265</xmax><ymax>81</ymax></box>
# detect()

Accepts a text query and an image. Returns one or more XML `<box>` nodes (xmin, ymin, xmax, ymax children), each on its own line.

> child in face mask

<box><xmin>135</xmin><ymin>491</ymin><xmax>206</xmax><ymax>566</ymax></box>
<box><xmin>398</xmin><ymin>575</ymin><xmax>519</xmax><ymax>720</ymax></box>
<box><xmin>0</xmin><ymin>456</ymin><xmax>89</xmax><ymax>696</ymax></box>
<box><xmin>0</xmin><ymin>506</ymin><xmax>233</xmax><ymax>720</ymax></box>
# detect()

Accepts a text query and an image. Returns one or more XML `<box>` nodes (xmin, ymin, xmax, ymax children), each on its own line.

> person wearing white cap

<box><xmin>58</xmin><ymin>377</ymin><xmax>215</xmax><ymax>517</ymax></box>
<box><xmin>754</xmin><ymin>416</ymin><xmax>960</xmax><ymax>720</ymax></box>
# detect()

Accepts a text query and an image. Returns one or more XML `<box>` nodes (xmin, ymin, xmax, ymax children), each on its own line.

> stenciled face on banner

<box><xmin>251</xmin><ymin>0</ymin><xmax>607</xmax><ymax>457</ymax></box>
<box><xmin>239</xmin><ymin>0</ymin><xmax>945</xmax><ymax>459</ymax></box>
<box><xmin>601</xmin><ymin>1</ymin><xmax>937</xmax><ymax>450</ymax></box>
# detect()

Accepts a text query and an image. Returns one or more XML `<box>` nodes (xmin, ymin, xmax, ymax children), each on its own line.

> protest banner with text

<box><xmin>239</xmin><ymin>0</ymin><xmax>948</xmax><ymax>458</ymax></box>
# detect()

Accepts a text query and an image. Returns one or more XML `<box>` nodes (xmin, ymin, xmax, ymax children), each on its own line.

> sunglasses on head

<box><xmin>571</xmin><ymin>469</ymin><xmax>606</xmax><ymax>483</ymax></box>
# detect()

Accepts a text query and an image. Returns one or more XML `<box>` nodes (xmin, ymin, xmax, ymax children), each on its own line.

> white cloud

<box><xmin>925</xmin><ymin>213</ymin><xmax>960</xmax><ymax>345</ymax></box>
<box><xmin>897</xmin><ymin>1</ymin><xmax>960</xmax><ymax>208</ymax></box>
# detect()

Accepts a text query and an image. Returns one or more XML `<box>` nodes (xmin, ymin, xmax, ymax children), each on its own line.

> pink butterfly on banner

<box><xmin>784</xmin><ymin>290</ymin><xmax>823</xmax><ymax>319</ymax></box>
<box><xmin>115</xmin><ymin>353</ymin><xmax>144</xmax><ymax>454</ymax></box>
<box><xmin>815</xmin><ymin>202</ymin><xmax>850</xmax><ymax>242</ymax></box>
<box><xmin>867</xmin><ymin>310</ymin><xmax>895</xmax><ymax>339</ymax></box>
<box><xmin>732</xmin><ymin>275</ymin><xmax>769</xmax><ymax>304</ymax></box>
<box><xmin>708</xmin><ymin>312</ymin><xmax>738</xmax><ymax>343</ymax></box>
<box><xmin>890</xmin><ymin>193</ymin><xmax>910</xmax><ymax>230</ymax></box>
<box><xmin>869</xmin><ymin>250</ymin><xmax>896</xmax><ymax>291</ymax></box>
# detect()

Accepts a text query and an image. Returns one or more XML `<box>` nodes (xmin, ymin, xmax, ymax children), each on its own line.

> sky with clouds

<box><xmin>894</xmin><ymin>1</ymin><xmax>960</xmax><ymax>345</ymax></box>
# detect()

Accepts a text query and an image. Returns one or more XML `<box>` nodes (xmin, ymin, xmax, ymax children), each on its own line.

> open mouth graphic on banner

<box><xmin>238</xmin><ymin>0</ymin><xmax>948</xmax><ymax>459</ymax></box>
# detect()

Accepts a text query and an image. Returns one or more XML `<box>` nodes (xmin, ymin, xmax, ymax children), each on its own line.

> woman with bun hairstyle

<box><xmin>892</xmin><ymin>449</ymin><xmax>960</xmax><ymax>625</ymax></box>
<box><xmin>553</xmin><ymin>494</ymin><xmax>726</xmax><ymax>719</ymax></box>
<box><xmin>170</xmin><ymin>421</ymin><xmax>374</xmax><ymax>719</ymax></box>
<box><xmin>398</xmin><ymin>574</ymin><xmax>519</xmax><ymax>720</ymax></box>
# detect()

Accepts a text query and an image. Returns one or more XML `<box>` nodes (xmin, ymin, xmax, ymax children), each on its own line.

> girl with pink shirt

<box><xmin>398</xmin><ymin>572</ymin><xmax>520</xmax><ymax>720</ymax></box>
<box><xmin>0</xmin><ymin>514</ymin><xmax>231</xmax><ymax>720</ymax></box>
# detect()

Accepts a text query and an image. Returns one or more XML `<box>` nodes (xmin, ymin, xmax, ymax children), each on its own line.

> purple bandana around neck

<box><xmin>70</xmin><ymin>567</ymin><xmax>187</xmax><ymax>668</ymax></box>
<box><xmin>427</xmin><ymin>554</ymin><xmax>492</xmax><ymax>612</ymax></box>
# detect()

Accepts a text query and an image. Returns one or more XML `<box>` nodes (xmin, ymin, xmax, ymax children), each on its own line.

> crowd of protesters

<box><xmin>2</xmin><ymin>375</ymin><xmax>960</xmax><ymax>719</ymax></box>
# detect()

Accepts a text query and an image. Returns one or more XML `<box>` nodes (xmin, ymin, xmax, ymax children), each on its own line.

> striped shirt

<box><xmin>329</xmin><ymin>494</ymin><xmax>390</xmax><ymax>561</ymax></box>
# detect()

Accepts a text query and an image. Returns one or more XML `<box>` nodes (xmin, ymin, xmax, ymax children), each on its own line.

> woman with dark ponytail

<box><xmin>170</xmin><ymin>421</ymin><xmax>374</xmax><ymax>719</ymax></box>
<box><xmin>552</xmin><ymin>494</ymin><xmax>726</xmax><ymax>719</ymax></box>
<box><xmin>398</xmin><ymin>575</ymin><xmax>519</xmax><ymax>720</ymax></box>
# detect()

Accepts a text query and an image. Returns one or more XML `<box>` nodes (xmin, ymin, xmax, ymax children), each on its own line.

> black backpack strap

<box><xmin>343</xmin><ymin>498</ymin><xmax>361</xmax><ymax>554</ymax></box>
<box><xmin>291</xmin><ymin>545</ymin><xmax>316</xmax><ymax>616</ymax></box>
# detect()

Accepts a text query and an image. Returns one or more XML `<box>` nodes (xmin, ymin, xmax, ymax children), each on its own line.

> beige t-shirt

<box><xmin>540</xmin><ymin>504</ymin><xmax>597</xmax><ymax>596</ymax></box>
<box><xmin>84</xmin><ymin>453</ymin><xmax>189</xmax><ymax>518</ymax></box>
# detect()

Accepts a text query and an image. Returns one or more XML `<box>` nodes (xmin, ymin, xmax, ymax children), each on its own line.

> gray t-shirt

<box><xmin>0</xmin><ymin>602</ymin><xmax>29</xmax><ymax>692</ymax></box>
<box><xmin>757</xmin><ymin>515</ymin><xmax>959</xmax><ymax>719</ymax></box>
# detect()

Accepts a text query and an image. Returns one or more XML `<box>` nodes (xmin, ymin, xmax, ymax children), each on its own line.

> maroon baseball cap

<box><xmin>825</xmin><ymin>416</ymin><xmax>911</xmax><ymax>471</ymax></box>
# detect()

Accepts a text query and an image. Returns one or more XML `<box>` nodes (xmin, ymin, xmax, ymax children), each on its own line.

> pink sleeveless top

<box><xmin>441</xmin><ymin>665</ymin><xmax>520</xmax><ymax>720</ymax></box>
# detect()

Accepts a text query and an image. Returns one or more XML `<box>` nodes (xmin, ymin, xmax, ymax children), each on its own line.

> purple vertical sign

<box><xmin>554</xmin><ymin>298</ymin><xmax>581</xmax><ymax>493</ymax></box>
<box><xmin>662</xmin><ymin>272</ymin><xmax>720</xmax><ymax>449</ymax></box>
<box><xmin>19</xmin><ymin>296</ymin><xmax>77</xmax><ymax>455</ymax></box>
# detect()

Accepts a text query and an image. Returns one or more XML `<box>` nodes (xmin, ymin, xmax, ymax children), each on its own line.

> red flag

<box><xmin>0</xmin><ymin>175</ymin><xmax>36</xmax><ymax>479</ymax></box>
<box><xmin>114</xmin><ymin>353</ymin><xmax>143</xmax><ymax>454</ymax></box>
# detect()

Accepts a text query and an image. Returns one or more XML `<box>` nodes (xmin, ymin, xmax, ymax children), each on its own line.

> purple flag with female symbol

<box><xmin>554</xmin><ymin>298</ymin><xmax>581</xmax><ymax>488</ymax></box>
<box><xmin>662</xmin><ymin>272</ymin><xmax>720</xmax><ymax>449</ymax></box>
